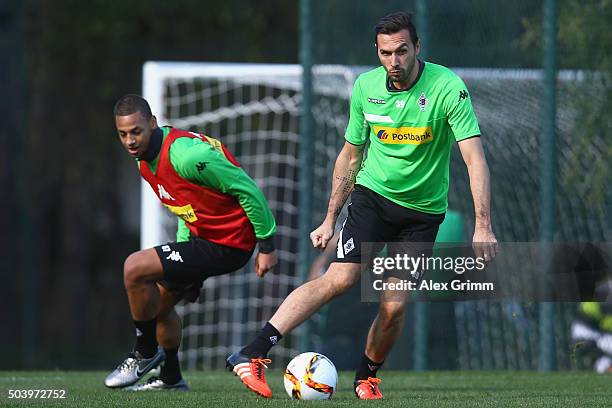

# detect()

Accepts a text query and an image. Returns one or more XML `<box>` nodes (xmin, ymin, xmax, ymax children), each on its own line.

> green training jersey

<box><xmin>345</xmin><ymin>62</ymin><xmax>480</xmax><ymax>214</ymax></box>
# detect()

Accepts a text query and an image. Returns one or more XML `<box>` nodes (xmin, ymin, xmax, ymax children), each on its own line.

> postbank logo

<box><xmin>373</xmin><ymin>126</ymin><xmax>433</xmax><ymax>145</ymax></box>
<box><xmin>164</xmin><ymin>203</ymin><xmax>198</xmax><ymax>223</ymax></box>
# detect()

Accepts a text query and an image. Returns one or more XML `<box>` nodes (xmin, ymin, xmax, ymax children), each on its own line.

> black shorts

<box><xmin>154</xmin><ymin>237</ymin><xmax>254</xmax><ymax>289</ymax></box>
<box><xmin>335</xmin><ymin>185</ymin><xmax>445</xmax><ymax>276</ymax></box>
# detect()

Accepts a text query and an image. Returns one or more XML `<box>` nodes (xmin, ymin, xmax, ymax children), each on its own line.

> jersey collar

<box><xmin>386</xmin><ymin>59</ymin><xmax>424</xmax><ymax>93</ymax></box>
<box><xmin>139</xmin><ymin>127</ymin><xmax>163</xmax><ymax>163</ymax></box>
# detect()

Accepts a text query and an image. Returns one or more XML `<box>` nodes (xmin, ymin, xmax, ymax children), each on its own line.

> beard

<box><xmin>388</xmin><ymin>56</ymin><xmax>417</xmax><ymax>84</ymax></box>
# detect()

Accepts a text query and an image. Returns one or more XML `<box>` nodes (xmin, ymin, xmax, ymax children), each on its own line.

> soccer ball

<box><xmin>283</xmin><ymin>352</ymin><xmax>338</xmax><ymax>400</ymax></box>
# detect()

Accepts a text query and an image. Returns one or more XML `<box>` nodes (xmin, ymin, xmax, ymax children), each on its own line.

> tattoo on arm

<box><xmin>325</xmin><ymin>143</ymin><xmax>364</xmax><ymax>222</ymax></box>
<box><xmin>330</xmin><ymin>169</ymin><xmax>358</xmax><ymax>217</ymax></box>
<box><xmin>335</xmin><ymin>169</ymin><xmax>358</xmax><ymax>193</ymax></box>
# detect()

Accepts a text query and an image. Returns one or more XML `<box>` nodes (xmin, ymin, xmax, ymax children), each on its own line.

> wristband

<box><xmin>257</xmin><ymin>236</ymin><xmax>275</xmax><ymax>254</ymax></box>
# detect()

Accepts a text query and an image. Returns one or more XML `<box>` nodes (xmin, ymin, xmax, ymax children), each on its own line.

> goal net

<box><xmin>142</xmin><ymin>62</ymin><xmax>360</xmax><ymax>369</ymax></box>
<box><xmin>142</xmin><ymin>62</ymin><xmax>608</xmax><ymax>370</ymax></box>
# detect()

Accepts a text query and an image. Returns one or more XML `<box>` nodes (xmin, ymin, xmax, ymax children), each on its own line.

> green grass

<box><xmin>0</xmin><ymin>370</ymin><xmax>610</xmax><ymax>407</ymax></box>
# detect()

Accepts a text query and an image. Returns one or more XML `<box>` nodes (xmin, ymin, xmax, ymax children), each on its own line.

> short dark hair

<box><xmin>374</xmin><ymin>11</ymin><xmax>419</xmax><ymax>46</ymax></box>
<box><xmin>113</xmin><ymin>94</ymin><xmax>152</xmax><ymax>119</ymax></box>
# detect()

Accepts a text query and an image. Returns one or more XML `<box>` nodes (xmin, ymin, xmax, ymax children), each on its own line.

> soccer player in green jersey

<box><xmin>228</xmin><ymin>12</ymin><xmax>497</xmax><ymax>399</ymax></box>
<box><xmin>105</xmin><ymin>95</ymin><xmax>278</xmax><ymax>391</ymax></box>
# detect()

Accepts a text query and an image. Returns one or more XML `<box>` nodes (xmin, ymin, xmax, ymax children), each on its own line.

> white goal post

<box><xmin>141</xmin><ymin>62</ymin><xmax>360</xmax><ymax>368</ymax></box>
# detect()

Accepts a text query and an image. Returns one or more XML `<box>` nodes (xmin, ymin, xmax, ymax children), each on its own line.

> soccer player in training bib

<box><xmin>105</xmin><ymin>95</ymin><xmax>277</xmax><ymax>391</ymax></box>
<box><xmin>227</xmin><ymin>12</ymin><xmax>497</xmax><ymax>399</ymax></box>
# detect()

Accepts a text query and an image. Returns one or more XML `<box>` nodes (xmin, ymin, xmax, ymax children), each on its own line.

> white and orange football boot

<box><xmin>226</xmin><ymin>351</ymin><xmax>272</xmax><ymax>398</ymax></box>
<box><xmin>354</xmin><ymin>377</ymin><xmax>383</xmax><ymax>400</ymax></box>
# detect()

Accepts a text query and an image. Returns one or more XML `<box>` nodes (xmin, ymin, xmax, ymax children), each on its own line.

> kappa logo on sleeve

<box><xmin>195</xmin><ymin>161</ymin><xmax>208</xmax><ymax>173</ymax></box>
<box><xmin>458</xmin><ymin>90</ymin><xmax>469</xmax><ymax>101</ymax></box>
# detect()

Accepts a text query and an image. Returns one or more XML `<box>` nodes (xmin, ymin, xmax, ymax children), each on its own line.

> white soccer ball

<box><xmin>283</xmin><ymin>352</ymin><xmax>338</xmax><ymax>400</ymax></box>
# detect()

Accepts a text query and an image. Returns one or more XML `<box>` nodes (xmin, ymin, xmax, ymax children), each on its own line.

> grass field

<box><xmin>1</xmin><ymin>370</ymin><xmax>610</xmax><ymax>407</ymax></box>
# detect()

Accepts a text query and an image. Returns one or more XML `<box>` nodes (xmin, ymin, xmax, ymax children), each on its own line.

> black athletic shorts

<box><xmin>334</xmin><ymin>185</ymin><xmax>445</xmax><ymax>277</ymax></box>
<box><xmin>154</xmin><ymin>237</ymin><xmax>254</xmax><ymax>289</ymax></box>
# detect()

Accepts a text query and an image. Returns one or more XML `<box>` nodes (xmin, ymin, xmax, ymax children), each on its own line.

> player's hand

<box><xmin>310</xmin><ymin>220</ymin><xmax>335</xmax><ymax>249</ymax></box>
<box><xmin>472</xmin><ymin>227</ymin><xmax>498</xmax><ymax>264</ymax></box>
<box><xmin>255</xmin><ymin>250</ymin><xmax>278</xmax><ymax>278</ymax></box>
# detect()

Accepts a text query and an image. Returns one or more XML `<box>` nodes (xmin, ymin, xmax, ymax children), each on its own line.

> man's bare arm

<box><xmin>328</xmin><ymin>142</ymin><xmax>365</xmax><ymax>220</ymax></box>
<box><xmin>458</xmin><ymin>137</ymin><xmax>498</xmax><ymax>260</ymax></box>
<box><xmin>311</xmin><ymin>141</ymin><xmax>365</xmax><ymax>248</ymax></box>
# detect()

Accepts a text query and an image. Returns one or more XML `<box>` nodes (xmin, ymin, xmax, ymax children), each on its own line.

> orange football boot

<box><xmin>354</xmin><ymin>377</ymin><xmax>383</xmax><ymax>400</ymax></box>
<box><xmin>227</xmin><ymin>352</ymin><xmax>272</xmax><ymax>398</ymax></box>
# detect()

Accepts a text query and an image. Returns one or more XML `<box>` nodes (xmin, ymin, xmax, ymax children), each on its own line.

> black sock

<box><xmin>240</xmin><ymin>322</ymin><xmax>282</xmax><ymax>358</ymax></box>
<box><xmin>133</xmin><ymin>318</ymin><xmax>158</xmax><ymax>358</ymax></box>
<box><xmin>160</xmin><ymin>347</ymin><xmax>182</xmax><ymax>384</ymax></box>
<box><xmin>355</xmin><ymin>353</ymin><xmax>384</xmax><ymax>381</ymax></box>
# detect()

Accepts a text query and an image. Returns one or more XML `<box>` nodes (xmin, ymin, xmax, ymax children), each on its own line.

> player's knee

<box><xmin>379</xmin><ymin>301</ymin><xmax>406</xmax><ymax>326</ymax></box>
<box><xmin>337</xmin><ymin>275</ymin><xmax>358</xmax><ymax>294</ymax></box>
<box><xmin>324</xmin><ymin>270</ymin><xmax>359</xmax><ymax>296</ymax></box>
<box><xmin>123</xmin><ymin>251</ymin><xmax>154</xmax><ymax>287</ymax></box>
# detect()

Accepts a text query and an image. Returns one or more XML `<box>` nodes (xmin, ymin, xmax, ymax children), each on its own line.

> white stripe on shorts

<box><xmin>336</xmin><ymin>216</ymin><xmax>349</xmax><ymax>259</ymax></box>
<box><xmin>336</xmin><ymin>227</ymin><xmax>344</xmax><ymax>259</ymax></box>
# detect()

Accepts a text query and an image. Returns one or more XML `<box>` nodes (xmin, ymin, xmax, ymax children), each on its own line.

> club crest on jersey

<box><xmin>417</xmin><ymin>93</ymin><xmax>428</xmax><ymax>112</ymax></box>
